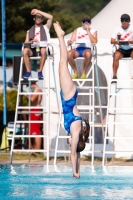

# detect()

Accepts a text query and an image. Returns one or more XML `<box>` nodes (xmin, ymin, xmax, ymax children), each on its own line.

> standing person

<box><xmin>28</xmin><ymin>81</ymin><xmax>43</xmax><ymax>151</ymax></box>
<box><xmin>111</xmin><ymin>14</ymin><xmax>133</xmax><ymax>83</ymax></box>
<box><xmin>22</xmin><ymin>9</ymin><xmax>53</xmax><ymax>80</ymax></box>
<box><xmin>67</xmin><ymin>15</ymin><xmax>97</xmax><ymax>79</ymax></box>
<box><xmin>53</xmin><ymin>21</ymin><xmax>90</xmax><ymax>178</ymax></box>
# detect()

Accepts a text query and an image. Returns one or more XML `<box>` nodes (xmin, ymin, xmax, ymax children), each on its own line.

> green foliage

<box><xmin>0</xmin><ymin>0</ymin><xmax>111</xmax><ymax>42</ymax></box>
<box><xmin>0</xmin><ymin>90</ymin><xmax>17</xmax><ymax>110</ymax></box>
<box><xmin>0</xmin><ymin>90</ymin><xmax>28</xmax><ymax>111</ymax></box>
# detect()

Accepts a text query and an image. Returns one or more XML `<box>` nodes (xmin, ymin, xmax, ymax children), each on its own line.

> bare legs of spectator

<box><xmin>68</xmin><ymin>49</ymin><xmax>92</xmax><ymax>76</ymax></box>
<box><xmin>23</xmin><ymin>47</ymin><xmax>46</xmax><ymax>73</ymax></box>
<box><xmin>112</xmin><ymin>51</ymin><xmax>123</xmax><ymax>77</ymax></box>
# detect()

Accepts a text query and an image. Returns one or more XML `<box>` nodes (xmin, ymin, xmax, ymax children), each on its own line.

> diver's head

<box><xmin>77</xmin><ymin>119</ymin><xmax>90</xmax><ymax>152</ymax></box>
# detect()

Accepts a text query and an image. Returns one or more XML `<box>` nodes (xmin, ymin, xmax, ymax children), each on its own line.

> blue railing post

<box><xmin>1</xmin><ymin>0</ymin><xmax>7</xmax><ymax>125</ymax></box>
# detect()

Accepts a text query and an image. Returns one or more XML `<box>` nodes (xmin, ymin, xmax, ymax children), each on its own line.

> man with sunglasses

<box><xmin>22</xmin><ymin>9</ymin><xmax>53</xmax><ymax>80</ymax></box>
<box><xmin>67</xmin><ymin>15</ymin><xmax>97</xmax><ymax>79</ymax></box>
<box><xmin>111</xmin><ymin>14</ymin><xmax>133</xmax><ymax>83</ymax></box>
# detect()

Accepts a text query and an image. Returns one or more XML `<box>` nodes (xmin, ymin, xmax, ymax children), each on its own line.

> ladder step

<box><xmin>110</xmin><ymin>93</ymin><xmax>133</xmax><ymax>96</ymax></box>
<box><xmin>77</xmin><ymin>106</ymin><xmax>94</xmax><ymax>110</ymax></box>
<box><xmin>109</xmin><ymin>113</ymin><xmax>133</xmax><ymax>115</ymax></box>
<box><xmin>56</xmin><ymin>150</ymin><xmax>93</xmax><ymax>153</ymax></box>
<box><xmin>109</xmin><ymin>107</ymin><xmax>133</xmax><ymax>110</ymax></box>
<box><xmin>78</xmin><ymin>93</ymin><xmax>93</xmax><ymax>95</ymax></box>
<box><xmin>111</xmin><ymin>79</ymin><xmax>133</xmax><ymax>82</ymax></box>
<box><xmin>18</xmin><ymin>111</ymin><xmax>58</xmax><ymax>114</ymax></box>
<box><xmin>105</xmin><ymin>136</ymin><xmax>133</xmax><ymax>139</ymax></box>
<box><xmin>11</xmin><ymin>135</ymin><xmax>48</xmax><ymax>138</ymax></box>
<box><xmin>30</xmin><ymin>57</ymin><xmax>41</xmax><ymax>60</ymax></box>
<box><xmin>95</xmin><ymin>105</ymin><xmax>107</xmax><ymax>108</ymax></box>
<box><xmin>82</xmin><ymin>150</ymin><xmax>93</xmax><ymax>153</ymax></box>
<box><xmin>15</xmin><ymin>120</ymin><xmax>47</xmax><ymax>123</ymax></box>
<box><xmin>12</xmin><ymin>149</ymin><xmax>48</xmax><ymax>152</ymax></box>
<box><xmin>73</xmin><ymin>79</ymin><xmax>93</xmax><ymax>81</ymax></box>
<box><xmin>18</xmin><ymin>106</ymin><xmax>46</xmax><ymax>109</ymax></box>
<box><xmin>77</xmin><ymin>87</ymin><xmax>93</xmax><ymax>89</ymax></box>
<box><xmin>58</xmin><ymin>136</ymin><xmax>71</xmax><ymax>138</ymax></box>
<box><xmin>76</xmin><ymin>87</ymin><xmax>107</xmax><ymax>89</ymax></box>
<box><xmin>19</xmin><ymin>92</ymin><xmax>48</xmax><ymax>95</ymax></box>
<box><xmin>20</xmin><ymin>78</ymin><xmax>47</xmax><ymax>81</ymax></box>
<box><xmin>94</xmin><ymin>123</ymin><xmax>106</xmax><ymax>127</ymax></box>
<box><xmin>58</xmin><ymin>136</ymin><xmax>93</xmax><ymax>139</ymax></box>
<box><xmin>107</xmin><ymin>122</ymin><xmax>132</xmax><ymax>124</ymax></box>
<box><xmin>79</xmin><ymin>111</ymin><xmax>93</xmax><ymax>114</ymax></box>
<box><xmin>104</xmin><ymin>151</ymin><xmax>133</xmax><ymax>154</ymax></box>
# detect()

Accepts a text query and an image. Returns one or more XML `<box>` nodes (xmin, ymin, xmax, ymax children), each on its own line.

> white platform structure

<box><xmin>102</xmin><ymin>45</ymin><xmax>133</xmax><ymax>165</ymax></box>
<box><xmin>1</xmin><ymin>0</ymin><xmax>133</xmax><ymax>160</ymax></box>
<box><xmin>64</xmin><ymin>0</ymin><xmax>133</xmax><ymax>159</ymax></box>
<box><xmin>54</xmin><ymin>45</ymin><xmax>105</xmax><ymax>168</ymax></box>
<box><xmin>10</xmin><ymin>44</ymin><xmax>59</xmax><ymax>169</ymax></box>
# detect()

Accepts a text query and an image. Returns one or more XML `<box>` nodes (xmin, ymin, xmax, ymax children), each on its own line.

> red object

<box><xmin>29</xmin><ymin>109</ymin><xmax>41</xmax><ymax>135</ymax></box>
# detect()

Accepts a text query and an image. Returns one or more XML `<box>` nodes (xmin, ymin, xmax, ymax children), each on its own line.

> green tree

<box><xmin>0</xmin><ymin>0</ymin><xmax>111</xmax><ymax>43</ymax></box>
<box><xmin>0</xmin><ymin>90</ymin><xmax>28</xmax><ymax>111</ymax></box>
<box><xmin>0</xmin><ymin>0</ymin><xmax>62</xmax><ymax>43</ymax></box>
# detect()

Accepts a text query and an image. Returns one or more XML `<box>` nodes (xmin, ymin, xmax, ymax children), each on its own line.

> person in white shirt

<box><xmin>67</xmin><ymin>15</ymin><xmax>97</xmax><ymax>79</ymax></box>
<box><xmin>22</xmin><ymin>9</ymin><xmax>53</xmax><ymax>80</ymax></box>
<box><xmin>111</xmin><ymin>14</ymin><xmax>133</xmax><ymax>83</ymax></box>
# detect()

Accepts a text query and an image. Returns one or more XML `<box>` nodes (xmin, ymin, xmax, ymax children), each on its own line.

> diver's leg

<box><xmin>53</xmin><ymin>21</ymin><xmax>76</xmax><ymax>100</ymax></box>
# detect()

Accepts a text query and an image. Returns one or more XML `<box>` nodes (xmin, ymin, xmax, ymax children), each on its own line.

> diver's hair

<box><xmin>82</xmin><ymin>119</ymin><xmax>90</xmax><ymax>142</ymax></box>
<box><xmin>77</xmin><ymin>119</ymin><xmax>90</xmax><ymax>152</ymax></box>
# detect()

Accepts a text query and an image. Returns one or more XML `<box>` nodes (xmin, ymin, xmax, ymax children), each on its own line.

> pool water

<box><xmin>0</xmin><ymin>165</ymin><xmax>133</xmax><ymax>200</ymax></box>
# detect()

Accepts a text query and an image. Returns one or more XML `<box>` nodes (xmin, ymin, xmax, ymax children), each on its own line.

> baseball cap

<box><xmin>121</xmin><ymin>14</ymin><xmax>130</xmax><ymax>20</ymax></box>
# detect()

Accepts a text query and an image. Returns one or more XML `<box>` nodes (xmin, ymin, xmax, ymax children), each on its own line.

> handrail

<box><xmin>92</xmin><ymin>44</ymin><xmax>97</xmax><ymax>59</ymax></box>
<box><xmin>46</xmin><ymin>43</ymin><xmax>54</xmax><ymax>58</ymax></box>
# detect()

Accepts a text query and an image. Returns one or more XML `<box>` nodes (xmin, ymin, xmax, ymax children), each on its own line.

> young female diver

<box><xmin>53</xmin><ymin>21</ymin><xmax>90</xmax><ymax>178</ymax></box>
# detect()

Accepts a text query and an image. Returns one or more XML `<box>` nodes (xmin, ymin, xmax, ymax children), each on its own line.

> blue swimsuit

<box><xmin>60</xmin><ymin>89</ymin><xmax>82</xmax><ymax>133</ymax></box>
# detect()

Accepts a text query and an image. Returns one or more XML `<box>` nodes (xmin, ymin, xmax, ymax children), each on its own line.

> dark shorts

<box><xmin>117</xmin><ymin>48</ymin><xmax>133</xmax><ymax>57</ymax></box>
<box><xmin>75</xmin><ymin>47</ymin><xmax>91</xmax><ymax>57</ymax></box>
<box><xmin>24</xmin><ymin>47</ymin><xmax>38</xmax><ymax>57</ymax></box>
<box><xmin>30</xmin><ymin>47</ymin><xmax>45</xmax><ymax>57</ymax></box>
<box><xmin>30</xmin><ymin>48</ymin><xmax>37</xmax><ymax>57</ymax></box>
<box><xmin>25</xmin><ymin>47</ymin><xmax>45</xmax><ymax>57</ymax></box>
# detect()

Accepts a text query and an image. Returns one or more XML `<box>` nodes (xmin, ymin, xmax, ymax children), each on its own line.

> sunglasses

<box><xmin>82</xmin><ymin>19</ymin><xmax>91</xmax><ymax>24</ymax></box>
<box><xmin>121</xmin><ymin>19</ymin><xmax>129</xmax><ymax>22</ymax></box>
<box><xmin>35</xmin><ymin>16</ymin><xmax>43</xmax><ymax>20</ymax></box>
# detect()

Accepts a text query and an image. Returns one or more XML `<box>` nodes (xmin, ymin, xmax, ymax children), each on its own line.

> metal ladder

<box><xmin>54</xmin><ymin>45</ymin><xmax>104</xmax><ymax>169</ymax></box>
<box><xmin>102</xmin><ymin>57</ymin><xmax>133</xmax><ymax>166</ymax></box>
<box><xmin>10</xmin><ymin>44</ymin><xmax>59</xmax><ymax>170</ymax></box>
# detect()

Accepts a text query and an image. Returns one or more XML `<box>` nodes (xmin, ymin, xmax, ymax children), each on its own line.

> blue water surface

<box><xmin>0</xmin><ymin>165</ymin><xmax>133</xmax><ymax>200</ymax></box>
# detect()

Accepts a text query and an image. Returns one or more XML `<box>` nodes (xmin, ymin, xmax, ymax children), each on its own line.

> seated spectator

<box><xmin>22</xmin><ymin>8</ymin><xmax>53</xmax><ymax>80</ymax></box>
<box><xmin>111</xmin><ymin>14</ymin><xmax>133</xmax><ymax>83</ymax></box>
<box><xmin>67</xmin><ymin>15</ymin><xmax>97</xmax><ymax>79</ymax></box>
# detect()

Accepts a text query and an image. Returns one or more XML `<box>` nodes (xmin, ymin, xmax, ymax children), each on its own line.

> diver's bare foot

<box><xmin>53</xmin><ymin>21</ymin><xmax>65</xmax><ymax>37</ymax></box>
